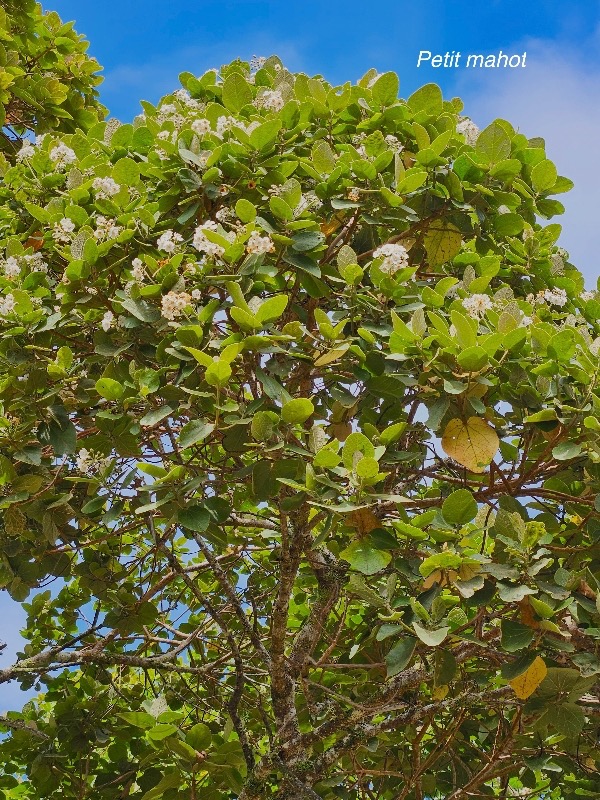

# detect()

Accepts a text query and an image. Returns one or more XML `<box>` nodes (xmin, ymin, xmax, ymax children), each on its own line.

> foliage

<box><xmin>0</xmin><ymin>53</ymin><xmax>598</xmax><ymax>799</ymax></box>
<box><xmin>0</xmin><ymin>0</ymin><xmax>105</xmax><ymax>160</ymax></box>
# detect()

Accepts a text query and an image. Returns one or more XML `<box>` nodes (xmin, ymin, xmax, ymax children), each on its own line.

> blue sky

<box><xmin>2</xmin><ymin>0</ymin><xmax>600</xmax><ymax>711</ymax></box>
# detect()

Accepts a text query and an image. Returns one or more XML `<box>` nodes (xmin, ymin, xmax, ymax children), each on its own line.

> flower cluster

<box><xmin>0</xmin><ymin>294</ymin><xmax>16</xmax><ymax>316</ymax></box>
<box><xmin>581</xmin><ymin>290</ymin><xmax>596</xmax><ymax>302</ymax></box>
<box><xmin>75</xmin><ymin>448</ymin><xmax>112</xmax><ymax>476</ymax></box>
<box><xmin>161</xmin><ymin>291</ymin><xmax>191</xmax><ymax>321</ymax></box>
<box><xmin>94</xmin><ymin>216</ymin><xmax>122</xmax><ymax>241</ymax></box>
<box><xmin>101</xmin><ymin>311</ymin><xmax>114</xmax><ymax>331</ymax></box>
<box><xmin>193</xmin><ymin>221</ymin><xmax>225</xmax><ymax>258</ymax></box>
<box><xmin>53</xmin><ymin>218</ymin><xmax>76</xmax><ymax>244</ymax></box>
<box><xmin>3</xmin><ymin>256</ymin><xmax>21</xmax><ymax>279</ymax></box>
<box><xmin>49</xmin><ymin>142</ymin><xmax>77</xmax><ymax>169</ymax></box>
<box><xmin>462</xmin><ymin>294</ymin><xmax>494</xmax><ymax>318</ymax></box>
<box><xmin>131</xmin><ymin>258</ymin><xmax>146</xmax><ymax>282</ymax></box>
<box><xmin>156</xmin><ymin>102</ymin><xmax>185</xmax><ymax>128</ymax></box>
<box><xmin>246</xmin><ymin>230</ymin><xmax>275</xmax><ymax>255</ymax></box>
<box><xmin>157</xmin><ymin>229</ymin><xmax>183</xmax><ymax>254</ymax></box>
<box><xmin>92</xmin><ymin>176</ymin><xmax>121</xmax><ymax>199</ymax></box>
<box><xmin>372</xmin><ymin>243</ymin><xmax>410</xmax><ymax>275</ymax></box>
<box><xmin>255</xmin><ymin>89</ymin><xmax>285</xmax><ymax>111</ymax></box>
<box><xmin>191</xmin><ymin>118</ymin><xmax>212</xmax><ymax>136</ymax></box>
<box><xmin>385</xmin><ymin>134</ymin><xmax>404</xmax><ymax>153</ymax></box>
<box><xmin>541</xmin><ymin>288</ymin><xmax>568</xmax><ymax>307</ymax></box>
<box><xmin>456</xmin><ymin>118</ymin><xmax>480</xmax><ymax>146</ymax></box>
<box><xmin>16</xmin><ymin>141</ymin><xmax>36</xmax><ymax>161</ymax></box>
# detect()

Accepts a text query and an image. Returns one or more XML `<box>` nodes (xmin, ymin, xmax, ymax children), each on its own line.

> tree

<box><xmin>0</xmin><ymin>0</ymin><xmax>105</xmax><ymax>161</ymax></box>
<box><xmin>0</xmin><ymin>53</ymin><xmax>598</xmax><ymax>800</ymax></box>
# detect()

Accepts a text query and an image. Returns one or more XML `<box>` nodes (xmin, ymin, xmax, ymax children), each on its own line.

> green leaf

<box><xmin>235</xmin><ymin>198</ymin><xmax>256</xmax><ymax>222</ymax></box>
<box><xmin>186</xmin><ymin>722</ymin><xmax>212</xmax><ymax>750</ymax></box>
<box><xmin>385</xmin><ymin>637</ymin><xmax>417</xmax><ymax>677</ymax></box>
<box><xmin>95</xmin><ymin>377</ymin><xmax>124</xmax><ymax>401</ymax></box>
<box><xmin>222</xmin><ymin>73</ymin><xmax>252</xmax><ymax>112</ymax></box>
<box><xmin>342</xmin><ymin>432</ymin><xmax>375</xmax><ymax>469</ymax></box>
<box><xmin>178</xmin><ymin>506</ymin><xmax>210</xmax><ymax>532</ymax></box>
<box><xmin>249</xmin><ymin>119</ymin><xmax>281</xmax><ymax>150</ymax></box>
<box><xmin>434</xmin><ymin>649</ymin><xmax>457</xmax><ymax>685</ymax></box>
<box><xmin>251</xmin><ymin>410</ymin><xmax>280</xmax><ymax>441</ymax></box>
<box><xmin>419</xmin><ymin>551</ymin><xmax>462</xmax><ymax>578</ymax></box>
<box><xmin>531</xmin><ymin>159</ymin><xmax>558</xmax><ymax>192</ymax></box>
<box><xmin>312</xmin><ymin>140</ymin><xmax>337</xmax><ymax>174</ymax></box>
<box><xmin>456</xmin><ymin>345</ymin><xmax>488</xmax><ymax>372</ymax></box>
<box><xmin>179</xmin><ymin>420</ymin><xmax>215</xmax><ymax>449</ymax></box>
<box><xmin>256</xmin><ymin>294</ymin><xmax>288</xmax><ymax>324</ymax></box>
<box><xmin>119</xmin><ymin>712</ymin><xmax>155</xmax><ymax>729</ymax></box>
<box><xmin>371</xmin><ymin>72</ymin><xmax>399</xmax><ymax>107</ymax></box>
<box><xmin>552</xmin><ymin>441</ymin><xmax>582</xmax><ymax>461</ymax></box>
<box><xmin>281</xmin><ymin>398</ymin><xmax>314</xmax><ymax>424</ymax></box>
<box><xmin>493</xmin><ymin>213</ymin><xmax>524</xmax><ymax>236</ymax></box>
<box><xmin>501</xmin><ymin>620</ymin><xmax>534</xmax><ymax>652</ymax></box>
<box><xmin>407</xmin><ymin>83</ymin><xmax>443</xmax><ymax>116</ymax></box>
<box><xmin>442</xmin><ymin>489</ymin><xmax>478</xmax><ymax>525</ymax></box>
<box><xmin>412</xmin><ymin>622</ymin><xmax>449</xmax><ymax>646</ymax></box>
<box><xmin>292</xmin><ymin>231</ymin><xmax>326</xmax><ymax>252</ymax></box>
<box><xmin>147</xmin><ymin>723</ymin><xmax>178</xmax><ymax>740</ymax></box>
<box><xmin>340</xmin><ymin>537</ymin><xmax>392</xmax><ymax>575</ymax></box>
<box><xmin>476</xmin><ymin>122</ymin><xmax>511</xmax><ymax>164</ymax></box>
<box><xmin>112</xmin><ymin>157</ymin><xmax>139</xmax><ymax>184</ymax></box>
<box><xmin>205</xmin><ymin>361</ymin><xmax>232</xmax><ymax>388</ymax></box>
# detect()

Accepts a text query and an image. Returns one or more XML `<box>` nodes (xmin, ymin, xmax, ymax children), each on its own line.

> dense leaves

<box><xmin>0</xmin><ymin>50</ymin><xmax>598</xmax><ymax>799</ymax></box>
<box><xmin>0</xmin><ymin>0</ymin><xmax>105</xmax><ymax>160</ymax></box>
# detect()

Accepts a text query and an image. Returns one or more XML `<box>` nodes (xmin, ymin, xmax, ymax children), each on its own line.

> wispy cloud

<box><xmin>455</xmin><ymin>35</ymin><xmax>600</xmax><ymax>285</ymax></box>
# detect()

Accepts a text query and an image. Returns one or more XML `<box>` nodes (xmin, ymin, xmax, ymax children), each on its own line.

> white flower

<box><xmin>581</xmin><ymin>291</ymin><xmax>595</xmax><ymax>302</ymax></box>
<box><xmin>92</xmin><ymin>176</ymin><xmax>121</xmax><ymax>199</ymax></box>
<box><xmin>462</xmin><ymin>294</ymin><xmax>493</xmax><ymax>318</ymax></box>
<box><xmin>347</xmin><ymin>188</ymin><xmax>360</xmax><ymax>202</ymax></box>
<box><xmin>131</xmin><ymin>258</ymin><xmax>146</xmax><ymax>282</ymax></box>
<box><xmin>157</xmin><ymin>103</ymin><xmax>185</xmax><ymax>127</ymax></box>
<box><xmin>75</xmin><ymin>448</ymin><xmax>111</xmax><ymax>476</ymax></box>
<box><xmin>49</xmin><ymin>142</ymin><xmax>77</xmax><ymax>169</ymax></box>
<box><xmin>173</xmin><ymin>88</ymin><xmax>201</xmax><ymax>109</ymax></box>
<box><xmin>16</xmin><ymin>141</ymin><xmax>36</xmax><ymax>161</ymax></box>
<box><xmin>0</xmin><ymin>294</ymin><xmax>16</xmax><ymax>316</ymax></box>
<box><xmin>192</xmin><ymin>221</ymin><xmax>225</xmax><ymax>258</ymax></box>
<box><xmin>372</xmin><ymin>242</ymin><xmax>409</xmax><ymax>275</ymax></box>
<box><xmin>541</xmin><ymin>288</ymin><xmax>568</xmax><ymax>307</ymax></box>
<box><xmin>161</xmin><ymin>290</ymin><xmax>191</xmax><ymax>321</ymax></box>
<box><xmin>53</xmin><ymin>217</ymin><xmax>76</xmax><ymax>244</ymax></box>
<box><xmin>35</xmin><ymin>134</ymin><xmax>47</xmax><ymax>146</ymax></box>
<box><xmin>255</xmin><ymin>89</ymin><xmax>285</xmax><ymax>112</ymax></box>
<box><xmin>101</xmin><ymin>310</ymin><xmax>114</xmax><ymax>331</ymax></box>
<box><xmin>456</xmin><ymin>118</ymin><xmax>480</xmax><ymax>146</ymax></box>
<box><xmin>3</xmin><ymin>256</ymin><xmax>21</xmax><ymax>279</ymax></box>
<box><xmin>157</xmin><ymin>130</ymin><xmax>171</xmax><ymax>141</ymax></box>
<box><xmin>22</xmin><ymin>253</ymin><xmax>48</xmax><ymax>272</ymax></box>
<box><xmin>191</xmin><ymin>288</ymin><xmax>202</xmax><ymax>300</ymax></box>
<box><xmin>94</xmin><ymin>216</ymin><xmax>122</xmax><ymax>241</ymax></box>
<box><xmin>215</xmin><ymin>116</ymin><xmax>236</xmax><ymax>137</ymax></box>
<box><xmin>520</xmin><ymin>315</ymin><xmax>533</xmax><ymax>327</ymax></box>
<box><xmin>215</xmin><ymin>207</ymin><xmax>233</xmax><ymax>223</ymax></box>
<box><xmin>191</xmin><ymin>118</ymin><xmax>212</xmax><ymax>136</ymax></box>
<box><xmin>157</xmin><ymin>229</ymin><xmax>184</xmax><ymax>254</ymax></box>
<box><xmin>250</xmin><ymin>55</ymin><xmax>267</xmax><ymax>72</ymax></box>
<box><xmin>246</xmin><ymin>230</ymin><xmax>275</xmax><ymax>255</ymax></box>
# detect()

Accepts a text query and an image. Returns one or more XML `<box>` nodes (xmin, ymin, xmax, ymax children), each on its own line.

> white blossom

<box><xmin>16</xmin><ymin>141</ymin><xmax>36</xmax><ymax>161</ymax></box>
<box><xmin>75</xmin><ymin>448</ymin><xmax>111</xmax><ymax>476</ymax></box>
<box><xmin>246</xmin><ymin>230</ymin><xmax>275</xmax><ymax>255</ymax></box>
<box><xmin>131</xmin><ymin>258</ymin><xmax>146</xmax><ymax>282</ymax></box>
<box><xmin>215</xmin><ymin>116</ymin><xmax>236</xmax><ymax>137</ymax></box>
<box><xmin>192</xmin><ymin>221</ymin><xmax>225</xmax><ymax>258</ymax></box>
<box><xmin>462</xmin><ymin>294</ymin><xmax>493</xmax><ymax>318</ymax></box>
<box><xmin>157</xmin><ymin>229</ymin><xmax>183</xmax><ymax>254</ymax></box>
<box><xmin>173</xmin><ymin>88</ymin><xmax>202</xmax><ymax>109</ymax></box>
<box><xmin>22</xmin><ymin>253</ymin><xmax>48</xmax><ymax>272</ymax></box>
<box><xmin>255</xmin><ymin>89</ymin><xmax>285</xmax><ymax>112</ymax></box>
<box><xmin>0</xmin><ymin>294</ymin><xmax>16</xmax><ymax>316</ymax></box>
<box><xmin>191</xmin><ymin>118</ymin><xmax>212</xmax><ymax>136</ymax></box>
<box><xmin>53</xmin><ymin>217</ymin><xmax>76</xmax><ymax>244</ymax></box>
<box><xmin>191</xmin><ymin>288</ymin><xmax>202</xmax><ymax>300</ymax></box>
<box><xmin>347</xmin><ymin>188</ymin><xmax>360</xmax><ymax>202</ymax></box>
<box><xmin>157</xmin><ymin>103</ymin><xmax>185</xmax><ymax>127</ymax></box>
<box><xmin>3</xmin><ymin>256</ymin><xmax>21</xmax><ymax>279</ymax></box>
<box><xmin>385</xmin><ymin>134</ymin><xmax>404</xmax><ymax>153</ymax></box>
<box><xmin>456</xmin><ymin>118</ymin><xmax>480</xmax><ymax>146</ymax></box>
<box><xmin>581</xmin><ymin>290</ymin><xmax>595</xmax><ymax>302</ymax></box>
<box><xmin>94</xmin><ymin>216</ymin><xmax>122</xmax><ymax>241</ymax></box>
<box><xmin>92</xmin><ymin>176</ymin><xmax>121</xmax><ymax>199</ymax></box>
<box><xmin>101</xmin><ymin>310</ymin><xmax>115</xmax><ymax>331</ymax></box>
<box><xmin>372</xmin><ymin>242</ymin><xmax>409</xmax><ymax>275</ymax></box>
<box><xmin>541</xmin><ymin>288</ymin><xmax>568</xmax><ymax>307</ymax></box>
<box><xmin>161</xmin><ymin>291</ymin><xmax>191</xmax><ymax>321</ymax></box>
<box><xmin>49</xmin><ymin>142</ymin><xmax>77</xmax><ymax>169</ymax></box>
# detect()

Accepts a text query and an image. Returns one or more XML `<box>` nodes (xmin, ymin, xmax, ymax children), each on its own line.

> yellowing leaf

<box><xmin>441</xmin><ymin>417</ymin><xmax>499</xmax><ymax>473</ymax></box>
<box><xmin>423</xmin><ymin>221</ymin><xmax>462</xmax><ymax>267</ymax></box>
<box><xmin>314</xmin><ymin>343</ymin><xmax>350</xmax><ymax>366</ymax></box>
<box><xmin>509</xmin><ymin>656</ymin><xmax>547</xmax><ymax>699</ymax></box>
<box><xmin>348</xmin><ymin>508</ymin><xmax>381</xmax><ymax>535</ymax></box>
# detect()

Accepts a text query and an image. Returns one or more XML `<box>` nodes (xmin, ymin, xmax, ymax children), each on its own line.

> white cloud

<box><xmin>455</xmin><ymin>37</ymin><xmax>600</xmax><ymax>286</ymax></box>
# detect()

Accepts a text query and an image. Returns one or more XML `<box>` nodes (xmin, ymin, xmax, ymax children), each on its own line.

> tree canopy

<box><xmin>0</xmin><ymin>0</ymin><xmax>105</xmax><ymax>161</ymax></box>
<box><xmin>0</xmin><ymin>46</ymin><xmax>598</xmax><ymax>800</ymax></box>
